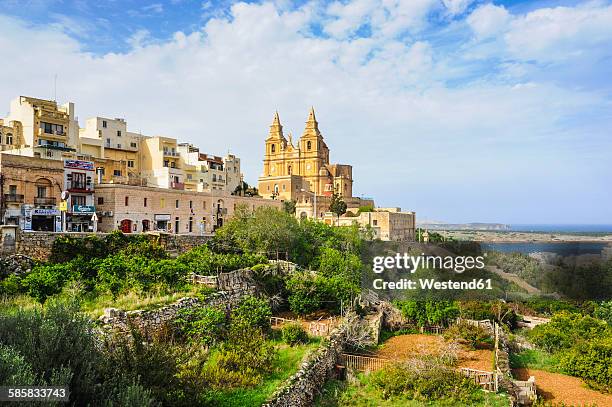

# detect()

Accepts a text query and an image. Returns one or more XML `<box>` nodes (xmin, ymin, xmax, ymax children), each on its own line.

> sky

<box><xmin>0</xmin><ymin>0</ymin><xmax>610</xmax><ymax>224</ymax></box>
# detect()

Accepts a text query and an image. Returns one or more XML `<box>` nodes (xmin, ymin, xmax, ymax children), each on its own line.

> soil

<box><xmin>513</xmin><ymin>368</ymin><xmax>612</xmax><ymax>407</ymax></box>
<box><xmin>375</xmin><ymin>334</ymin><xmax>494</xmax><ymax>371</ymax></box>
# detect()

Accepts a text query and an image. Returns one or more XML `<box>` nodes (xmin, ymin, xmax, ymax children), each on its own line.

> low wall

<box><xmin>1</xmin><ymin>230</ymin><xmax>211</xmax><ymax>262</ymax></box>
<box><xmin>99</xmin><ymin>269</ymin><xmax>257</xmax><ymax>334</ymax></box>
<box><xmin>263</xmin><ymin>327</ymin><xmax>348</xmax><ymax>407</ymax></box>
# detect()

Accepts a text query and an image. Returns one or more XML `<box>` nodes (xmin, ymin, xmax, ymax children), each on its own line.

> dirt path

<box><xmin>375</xmin><ymin>334</ymin><xmax>494</xmax><ymax>371</ymax></box>
<box><xmin>488</xmin><ymin>265</ymin><xmax>541</xmax><ymax>294</ymax></box>
<box><xmin>514</xmin><ymin>368</ymin><xmax>612</xmax><ymax>406</ymax></box>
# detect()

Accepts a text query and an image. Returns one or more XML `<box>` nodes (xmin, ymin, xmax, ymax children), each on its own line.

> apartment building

<box><xmin>0</xmin><ymin>153</ymin><xmax>64</xmax><ymax>231</ymax></box>
<box><xmin>140</xmin><ymin>136</ymin><xmax>185</xmax><ymax>190</ymax></box>
<box><xmin>63</xmin><ymin>159</ymin><xmax>96</xmax><ymax>232</ymax></box>
<box><xmin>95</xmin><ymin>184</ymin><xmax>281</xmax><ymax>234</ymax></box>
<box><xmin>79</xmin><ymin>117</ymin><xmax>145</xmax><ymax>185</ymax></box>
<box><xmin>3</xmin><ymin>96</ymin><xmax>79</xmax><ymax>161</ymax></box>
<box><xmin>176</xmin><ymin>143</ymin><xmax>244</xmax><ymax>193</ymax></box>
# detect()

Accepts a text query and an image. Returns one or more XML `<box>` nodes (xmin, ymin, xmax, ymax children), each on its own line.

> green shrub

<box><xmin>281</xmin><ymin>323</ymin><xmax>308</xmax><ymax>346</ymax></box>
<box><xmin>202</xmin><ymin>325</ymin><xmax>277</xmax><ymax>389</ymax></box>
<box><xmin>396</xmin><ymin>300</ymin><xmax>460</xmax><ymax>327</ymax></box>
<box><xmin>0</xmin><ymin>345</ymin><xmax>37</xmax><ymax>385</ymax></box>
<box><xmin>21</xmin><ymin>264</ymin><xmax>72</xmax><ymax>303</ymax></box>
<box><xmin>177</xmin><ymin>245</ymin><xmax>267</xmax><ymax>274</ymax></box>
<box><xmin>370</xmin><ymin>363</ymin><xmax>482</xmax><ymax>403</ymax></box>
<box><xmin>0</xmin><ymin>274</ymin><xmax>23</xmax><ymax>296</ymax></box>
<box><xmin>231</xmin><ymin>296</ymin><xmax>271</xmax><ymax>330</ymax></box>
<box><xmin>444</xmin><ymin>322</ymin><xmax>492</xmax><ymax>349</ymax></box>
<box><xmin>175</xmin><ymin>306</ymin><xmax>227</xmax><ymax>345</ymax></box>
<box><xmin>557</xmin><ymin>336</ymin><xmax>612</xmax><ymax>392</ymax></box>
<box><xmin>527</xmin><ymin>311</ymin><xmax>608</xmax><ymax>353</ymax></box>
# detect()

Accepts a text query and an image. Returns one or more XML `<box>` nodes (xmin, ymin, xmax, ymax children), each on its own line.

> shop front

<box><xmin>154</xmin><ymin>214</ymin><xmax>170</xmax><ymax>232</ymax></box>
<box><xmin>31</xmin><ymin>208</ymin><xmax>61</xmax><ymax>232</ymax></box>
<box><xmin>67</xmin><ymin>205</ymin><xmax>96</xmax><ymax>232</ymax></box>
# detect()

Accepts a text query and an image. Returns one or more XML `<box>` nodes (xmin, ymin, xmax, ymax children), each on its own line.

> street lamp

<box><xmin>300</xmin><ymin>188</ymin><xmax>317</xmax><ymax>220</ymax></box>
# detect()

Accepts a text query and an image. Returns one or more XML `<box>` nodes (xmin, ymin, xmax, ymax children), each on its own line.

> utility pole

<box><xmin>0</xmin><ymin>173</ymin><xmax>5</xmax><ymax>225</ymax></box>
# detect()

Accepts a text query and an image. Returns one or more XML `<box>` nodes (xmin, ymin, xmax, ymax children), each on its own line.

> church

<box><xmin>258</xmin><ymin>108</ymin><xmax>374</xmax><ymax>218</ymax></box>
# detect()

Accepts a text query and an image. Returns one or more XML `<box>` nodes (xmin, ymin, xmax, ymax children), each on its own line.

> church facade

<box><xmin>258</xmin><ymin>108</ymin><xmax>354</xmax><ymax>202</ymax></box>
<box><xmin>258</xmin><ymin>108</ymin><xmax>374</xmax><ymax>219</ymax></box>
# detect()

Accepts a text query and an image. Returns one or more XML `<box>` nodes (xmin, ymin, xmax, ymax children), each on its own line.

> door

<box><xmin>142</xmin><ymin>219</ymin><xmax>150</xmax><ymax>232</ymax></box>
<box><xmin>120</xmin><ymin>219</ymin><xmax>132</xmax><ymax>233</ymax></box>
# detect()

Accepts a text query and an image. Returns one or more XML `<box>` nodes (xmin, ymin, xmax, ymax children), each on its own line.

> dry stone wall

<box><xmin>2</xmin><ymin>231</ymin><xmax>210</xmax><ymax>262</ymax></box>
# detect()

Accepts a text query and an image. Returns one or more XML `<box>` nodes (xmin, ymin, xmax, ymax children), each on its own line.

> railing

<box><xmin>66</xmin><ymin>181</ymin><xmax>93</xmax><ymax>192</ymax></box>
<box><xmin>420</xmin><ymin>325</ymin><xmax>447</xmax><ymax>334</ymax></box>
<box><xmin>339</xmin><ymin>354</ymin><xmax>392</xmax><ymax>372</ymax></box>
<box><xmin>3</xmin><ymin>194</ymin><xmax>24</xmax><ymax>203</ymax></box>
<box><xmin>459</xmin><ymin>368</ymin><xmax>498</xmax><ymax>392</ymax></box>
<box><xmin>188</xmin><ymin>273</ymin><xmax>217</xmax><ymax>287</ymax></box>
<box><xmin>171</xmin><ymin>181</ymin><xmax>185</xmax><ymax>190</ymax></box>
<box><xmin>163</xmin><ymin>151</ymin><xmax>179</xmax><ymax>157</ymax></box>
<box><xmin>34</xmin><ymin>197</ymin><xmax>56</xmax><ymax>205</ymax></box>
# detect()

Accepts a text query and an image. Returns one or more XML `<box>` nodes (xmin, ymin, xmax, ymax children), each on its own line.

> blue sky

<box><xmin>0</xmin><ymin>0</ymin><xmax>611</xmax><ymax>224</ymax></box>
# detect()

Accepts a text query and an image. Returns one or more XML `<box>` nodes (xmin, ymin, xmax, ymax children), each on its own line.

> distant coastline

<box><xmin>438</xmin><ymin>229</ymin><xmax>612</xmax><ymax>243</ymax></box>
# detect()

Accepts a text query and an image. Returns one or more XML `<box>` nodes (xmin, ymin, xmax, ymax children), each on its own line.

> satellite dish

<box><xmin>61</xmin><ymin>191</ymin><xmax>70</xmax><ymax>200</ymax></box>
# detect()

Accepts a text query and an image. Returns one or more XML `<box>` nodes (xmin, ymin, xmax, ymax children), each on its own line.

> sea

<box><xmin>507</xmin><ymin>224</ymin><xmax>612</xmax><ymax>233</ymax></box>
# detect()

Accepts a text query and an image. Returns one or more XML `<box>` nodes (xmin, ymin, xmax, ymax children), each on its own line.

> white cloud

<box><xmin>467</xmin><ymin>3</ymin><xmax>510</xmax><ymax>39</ymax></box>
<box><xmin>442</xmin><ymin>0</ymin><xmax>474</xmax><ymax>16</ymax></box>
<box><xmin>0</xmin><ymin>1</ymin><xmax>610</xmax><ymax>222</ymax></box>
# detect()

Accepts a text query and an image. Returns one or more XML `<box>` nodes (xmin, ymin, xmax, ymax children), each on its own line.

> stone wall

<box><xmin>2</xmin><ymin>230</ymin><xmax>210</xmax><ymax>262</ymax></box>
<box><xmin>263</xmin><ymin>327</ymin><xmax>348</xmax><ymax>407</ymax></box>
<box><xmin>99</xmin><ymin>268</ymin><xmax>257</xmax><ymax>334</ymax></box>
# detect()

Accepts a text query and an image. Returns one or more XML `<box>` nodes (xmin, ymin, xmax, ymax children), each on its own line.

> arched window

<box><xmin>288</xmin><ymin>165</ymin><xmax>292</xmax><ymax>175</ymax></box>
<box><xmin>307</xmin><ymin>141</ymin><xmax>311</xmax><ymax>150</ymax></box>
<box><xmin>6</xmin><ymin>133</ymin><xmax>13</xmax><ymax>145</ymax></box>
<box><xmin>271</xmin><ymin>144</ymin><xmax>276</xmax><ymax>153</ymax></box>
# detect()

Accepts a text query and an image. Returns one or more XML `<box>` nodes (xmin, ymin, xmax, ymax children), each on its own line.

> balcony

<box><xmin>66</xmin><ymin>181</ymin><xmax>94</xmax><ymax>193</ymax></box>
<box><xmin>3</xmin><ymin>194</ymin><xmax>24</xmax><ymax>203</ymax></box>
<box><xmin>163</xmin><ymin>150</ymin><xmax>179</xmax><ymax>157</ymax></box>
<box><xmin>170</xmin><ymin>181</ymin><xmax>185</xmax><ymax>190</ymax></box>
<box><xmin>35</xmin><ymin>197</ymin><xmax>57</xmax><ymax>205</ymax></box>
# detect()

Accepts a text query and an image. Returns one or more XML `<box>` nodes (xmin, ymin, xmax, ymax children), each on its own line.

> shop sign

<box><xmin>72</xmin><ymin>205</ymin><xmax>95</xmax><ymax>213</ymax></box>
<box><xmin>64</xmin><ymin>159</ymin><xmax>94</xmax><ymax>171</ymax></box>
<box><xmin>154</xmin><ymin>214</ymin><xmax>171</xmax><ymax>221</ymax></box>
<box><xmin>32</xmin><ymin>208</ymin><xmax>60</xmax><ymax>216</ymax></box>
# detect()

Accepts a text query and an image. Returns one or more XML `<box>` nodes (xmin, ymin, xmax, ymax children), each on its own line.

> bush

<box><xmin>557</xmin><ymin>336</ymin><xmax>612</xmax><ymax>392</ymax></box>
<box><xmin>527</xmin><ymin>311</ymin><xmax>608</xmax><ymax>353</ymax></box>
<box><xmin>281</xmin><ymin>323</ymin><xmax>308</xmax><ymax>346</ymax></box>
<box><xmin>444</xmin><ymin>322</ymin><xmax>492</xmax><ymax>349</ymax></box>
<box><xmin>21</xmin><ymin>264</ymin><xmax>73</xmax><ymax>303</ymax></box>
<box><xmin>177</xmin><ymin>245</ymin><xmax>267</xmax><ymax>274</ymax></box>
<box><xmin>396</xmin><ymin>300</ymin><xmax>460</xmax><ymax>327</ymax></box>
<box><xmin>175</xmin><ymin>306</ymin><xmax>227</xmax><ymax>345</ymax></box>
<box><xmin>201</xmin><ymin>324</ymin><xmax>277</xmax><ymax>389</ymax></box>
<box><xmin>231</xmin><ymin>296</ymin><xmax>271</xmax><ymax>331</ymax></box>
<box><xmin>286</xmin><ymin>273</ymin><xmax>359</xmax><ymax>316</ymax></box>
<box><xmin>370</xmin><ymin>363</ymin><xmax>483</xmax><ymax>403</ymax></box>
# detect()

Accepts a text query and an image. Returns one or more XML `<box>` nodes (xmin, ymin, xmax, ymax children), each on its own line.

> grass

<box><xmin>80</xmin><ymin>286</ymin><xmax>202</xmax><ymax>318</ymax></box>
<box><xmin>205</xmin><ymin>337</ymin><xmax>322</xmax><ymax>406</ymax></box>
<box><xmin>509</xmin><ymin>349</ymin><xmax>560</xmax><ymax>373</ymax></box>
<box><xmin>314</xmin><ymin>376</ymin><xmax>510</xmax><ymax>407</ymax></box>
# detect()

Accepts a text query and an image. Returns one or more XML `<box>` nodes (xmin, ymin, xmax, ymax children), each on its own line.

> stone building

<box><xmin>0</xmin><ymin>153</ymin><xmax>64</xmax><ymax>231</ymax></box>
<box><xmin>323</xmin><ymin>207</ymin><xmax>416</xmax><ymax>241</ymax></box>
<box><xmin>0</xmin><ymin>119</ymin><xmax>24</xmax><ymax>152</ymax></box>
<box><xmin>94</xmin><ymin>183</ymin><xmax>282</xmax><ymax>234</ymax></box>
<box><xmin>258</xmin><ymin>108</ymin><xmax>372</xmax><ymax>218</ymax></box>
<box><xmin>3</xmin><ymin>96</ymin><xmax>79</xmax><ymax>161</ymax></box>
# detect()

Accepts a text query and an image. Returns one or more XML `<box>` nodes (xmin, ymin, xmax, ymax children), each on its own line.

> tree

<box><xmin>282</xmin><ymin>200</ymin><xmax>296</xmax><ymax>215</ymax></box>
<box><xmin>329</xmin><ymin>192</ymin><xmax>347</xmax><ymax>225</ymax></box>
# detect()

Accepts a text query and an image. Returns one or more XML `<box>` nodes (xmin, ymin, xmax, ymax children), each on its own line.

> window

<box><xmin>72</xmin><ymin>195</ymin><xmax>86</xmax><ymax>206</ymax></box>
<box><xmin>133</xmin><ymin>223</ymin><xmax>137</xmax><ymax>232</ymax></box>
<box><xmin>124</xmin><ymin>196</ymin><xmax>129</xmax><ymax>206</ymax></box>
<box><xmin>117</xmin><ymin>143</ymin><xmax>121</xmax><ymax>149</ymax></box>
<box><xmin>9</xmin><ymin>185</ymin><xmax>17</xmax><ymax>195</ymax></box>
<box><xmin>6</xmin><ymin>133</ymin><xmax>12</xmax><ymax>145</ymax></box>
<box><xmin>130</xmin><ymin>142</ymin><xmax>137</xmax><ymax>148</ymax></box>
<box><xmin>203</xmin><ymin>201</ymin><xmax>206</xmax><ymax>209</ymax></box>
<box><xmin>175</xmin><ymin>199</ymin><xmax>179</xmax><ymax>209</ymax></box>
<box><xmin>106</xmin><ymin>138</ymin><xmax>111</xmax><ymax>145</ymax></box>
<box><xmin>373</xmin><ymin>220</ymin><xmax>378</xmax><ymax>226</ymax></box>
<box><xmin>113</xmin><ymin>169</ymin><xmax>122</xmax><ymax>176</ymax></box>
<box><xmin>102</xmin><ymin>120</ymin><xmax>107</xmax><ymax>128</ymax></box>
<box><xmin>117</xmin><ymin>130</ymin><xmax>122</xmax><ymax>137</ymax></box>
<box><xmin>189</xmin><ymin>200</ymin><xmax>193</xmax><ymax>209</ymax></box>
<box><xmin>307</xmin><ymin>141</ymin><xmax>312</xmax><ymax>150</ymax></box>
<box><xmin>127</xmin><ymin>160</ymin><xmax>134</xmax><ymax>168</ymax></box>
<box><xmin>40</xmin><ymin>122</ymin><xmax>64</xmax><ymax>135</ymax></box>
<box><xmin>170</xmin><ymin>162</ymin><xmax>176</xmax><ymax>168</ymax></box>
<box><xmin>71</xmin><ymin>172</ymin><xmax>87</xmax><ymax>189</ymax></box>
<box><xmin>163</xmin><ymin>160</ymin><xmax>169</xmax><ymax>167</ymax></box>
<box><xmin>98</xmin><ymin>197</ymin><xmax>104</xmax><ymax>205</ymax></box>
<box><xmin>144</xmin><ymin>197</ymin><xmax>147</xmax><ymax>207</ymax></box>
<box><xmin>160</xmin><ymin>198</ymin><xmax>165</xmax><ymax>208</ymax></box>
<box><xmin>271</xmin><ymin>144</ymin><xmax>275</xmax><ymax>153</ymax></box>
<box><xmin>37</xmin><ymin>186</ymin><xmax>46</xmax><ymax>198</ymax></box>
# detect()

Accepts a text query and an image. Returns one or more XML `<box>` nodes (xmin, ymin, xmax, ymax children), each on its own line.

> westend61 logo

<box><xmin>367</xmin><ymin>252</ymin><xmax>493</xmax><ymax>299</ymax></box>
<box><xmin>372</xmin><ymin>253</ymin><xmax>486</xmax><ymax>274</ymax></box>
